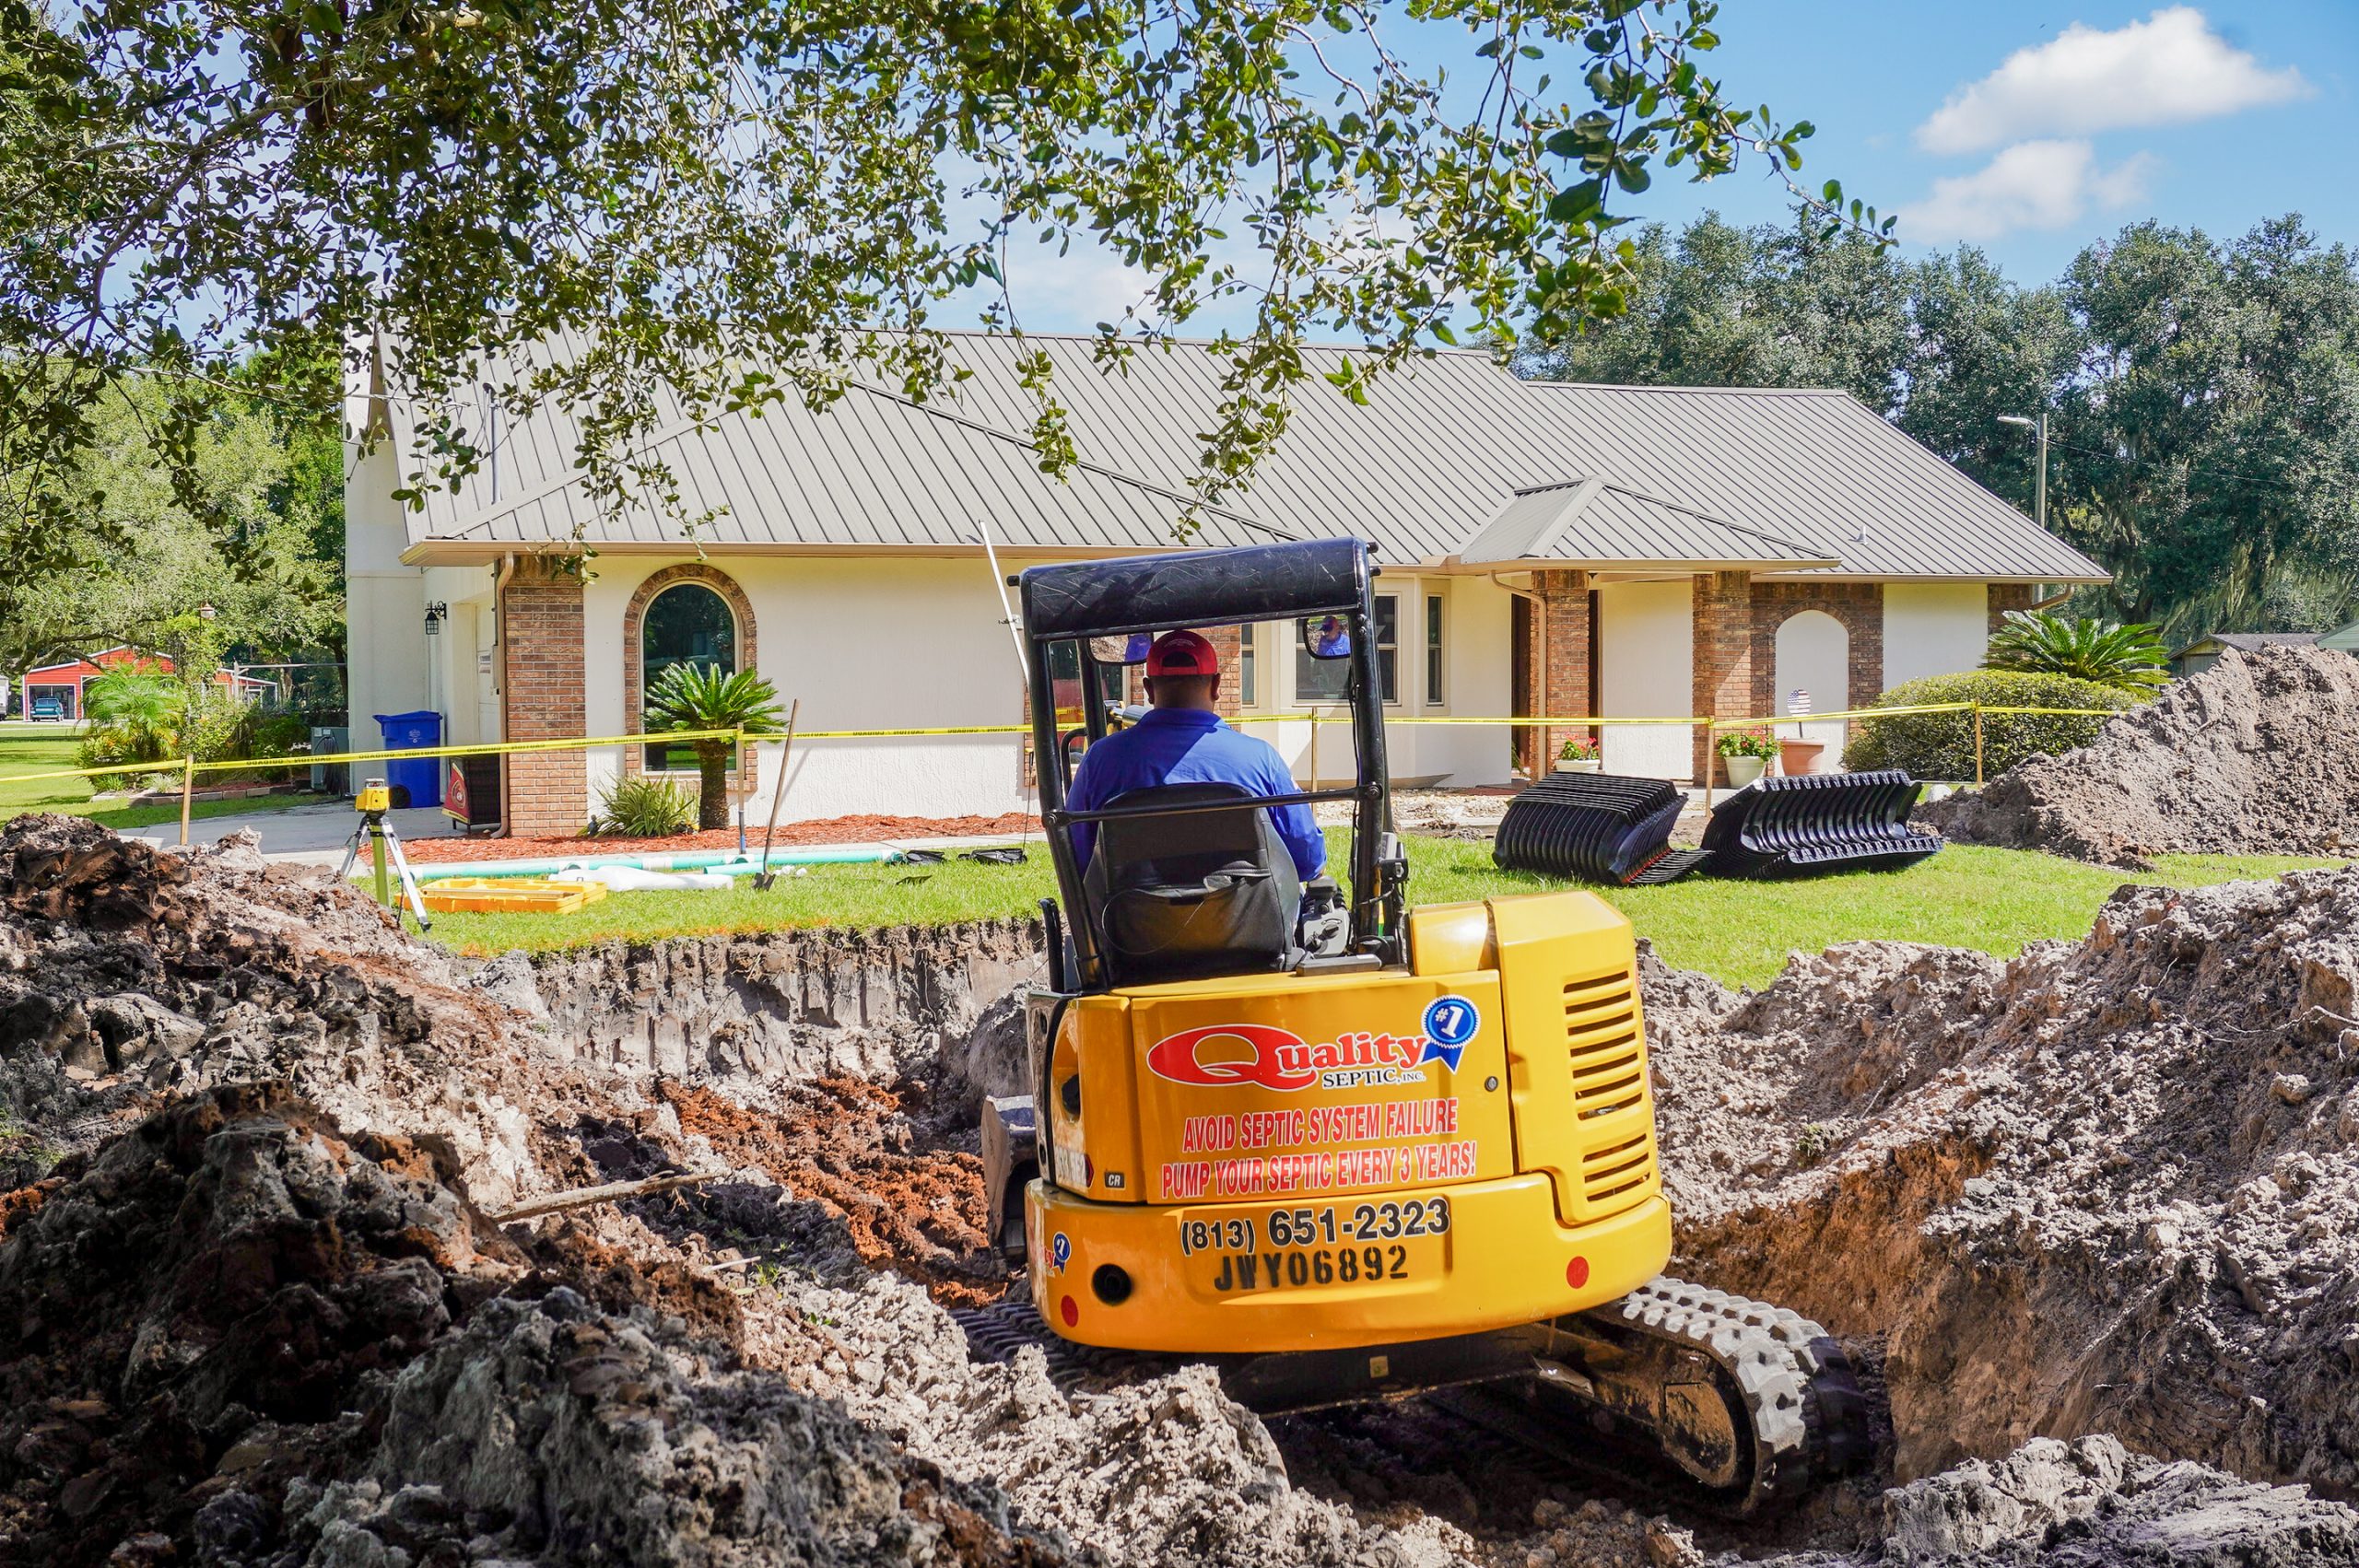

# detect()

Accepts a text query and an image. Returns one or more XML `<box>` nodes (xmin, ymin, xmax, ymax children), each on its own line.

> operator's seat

<box><xmin>1082</xmin><ymin>783</ymin><xmax>1302</xmax><ymax>986</ymax></box>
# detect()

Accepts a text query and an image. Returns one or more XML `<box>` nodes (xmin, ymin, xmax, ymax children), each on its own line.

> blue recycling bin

<box><xmin>372</xmin><ymin>710</ymin><xmax>443</xmax><ymax>809</ymax></box>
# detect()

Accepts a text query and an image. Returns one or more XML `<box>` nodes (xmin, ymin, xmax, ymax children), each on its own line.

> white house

<box><xmin>344</xmin><ymin>333</ymin><xmax>2106</xmax><ymax>835</ymax></box>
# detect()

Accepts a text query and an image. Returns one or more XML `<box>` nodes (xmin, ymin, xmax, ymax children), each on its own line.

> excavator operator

<box><xmin>1063</xmin><ymin>627</ymin><xmax>1327</xmax><ymax>880</ymax></box>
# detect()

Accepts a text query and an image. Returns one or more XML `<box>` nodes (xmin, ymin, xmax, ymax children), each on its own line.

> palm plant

<box><xmin>643</xmin><ymin>662</ymin><xmax>786</xmax><ymax>829</ymax></box>
<box><xmin>81</xmin><ymin>669</ymin><xmax>186</xmax><ymax>761</ymax></box>
<box><xmin>1983</xmin><ymin>612</ymin><xmax>2170</xmax><ymax>694</ymax></box>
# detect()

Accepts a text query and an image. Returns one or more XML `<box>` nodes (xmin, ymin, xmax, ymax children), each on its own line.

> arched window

<box><xmin>641</xmin><ymin>582</ymin><xmax>736</xmax><ymax>772</ymax></box>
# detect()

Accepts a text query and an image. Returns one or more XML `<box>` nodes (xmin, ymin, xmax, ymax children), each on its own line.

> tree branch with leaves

<box><xmin>1</xmin><ymin>0</ymin><xmax>1879</xmax><ymax>578</ymax></box>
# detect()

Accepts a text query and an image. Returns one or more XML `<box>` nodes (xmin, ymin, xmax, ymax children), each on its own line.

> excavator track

<box><xmin>952</xmin><ymin>1276</ymin><xmax>1874</xmax><ymax>1519</ymax></box>
<box><xmin>1440</xmin><ymin>1277</ymin><xmax>1874</xmax><ymax>1516</ymax></box>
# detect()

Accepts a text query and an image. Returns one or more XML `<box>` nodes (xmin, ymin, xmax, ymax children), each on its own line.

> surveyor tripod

<box><xmin>339</xmin><ymin>779</ymin><xmax>433</xmax><ymax>930</ymax></box>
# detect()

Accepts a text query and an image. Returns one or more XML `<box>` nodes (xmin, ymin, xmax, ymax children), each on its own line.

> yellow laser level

<box><xmin>340</xmin><ymin>777</ymin><xmax>431</xmax><ymax>930</ymax></box>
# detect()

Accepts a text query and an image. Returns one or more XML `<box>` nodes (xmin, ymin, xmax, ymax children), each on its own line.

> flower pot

<box><xmin>1555</xmin><ymin>759</ymin><xmax>1604</xmax><ymax>775</ymax></box>
<box><xmin>1722</xmin><ymin>755</ymin><xmax>1766</xmax><ymax>788</ymax></box>
<box><xmin>1778</xmin><ymin>739</ymin><xmax>1826</xmax><ymax>778</ymax></box>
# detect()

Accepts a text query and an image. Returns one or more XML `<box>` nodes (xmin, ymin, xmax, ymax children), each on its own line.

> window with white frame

<box><xmin>1425</xmin><ymin>593</ymin><xmax>1444</xmax><ymax>706</ymax></box>
<box><xmin>1296</xmin><ymin>595</ymin><xmax>1398</xmax><ymax>704</ymax></box>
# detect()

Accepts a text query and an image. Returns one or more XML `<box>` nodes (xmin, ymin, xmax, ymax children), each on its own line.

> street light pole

<box><xmin>1998</xmin><ymin>411</ymin><xmax>2049</xmax><ymax>529</ymax></box>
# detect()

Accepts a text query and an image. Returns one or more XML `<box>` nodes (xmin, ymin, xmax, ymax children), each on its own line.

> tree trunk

<box><xmin>696</xmin><ymin>743</ymin><xmax>729</xmax><ymax>831</ymax></box>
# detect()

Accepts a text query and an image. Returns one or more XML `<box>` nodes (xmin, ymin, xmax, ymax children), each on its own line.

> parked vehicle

<box><xmin>29</xmin><ymin>698</ymin><xmax>65</xmax><ymax>722</ymax></box>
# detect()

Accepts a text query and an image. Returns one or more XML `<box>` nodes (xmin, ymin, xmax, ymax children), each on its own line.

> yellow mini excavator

<box><xmin>972</xmin><ymin>539</ymin><xmax>1872</xmax><ymax>1514</ymax></box>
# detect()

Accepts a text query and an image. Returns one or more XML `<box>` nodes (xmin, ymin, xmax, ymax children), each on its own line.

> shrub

<box><xmin>1715</xmin><ymin>726</ymin><xmax>1778</xmax><ymax>760</ymax></box>
<box><xmin>1842</xmin><ymin>671</ymin><xmax>2138</xmax><ymax>781</ymax></box>
<box><xmin>1985</xmin><ymin>611</ymin><xmax>2169</xmax><ymax>693</ymax></box>
<box><xmin>643</xmin><ymin>663</ymin><xmax>786</xmax><ymax>829</ymax></box>
<box><xmin>595</xmin><ymin>775</ymin><xmax>697</xmax><ymax>837</ymax></box>
<box><xmin>1555</xmin><ymin>731</ymin><xmax>1600</xmax><ymax>762</ymax></box>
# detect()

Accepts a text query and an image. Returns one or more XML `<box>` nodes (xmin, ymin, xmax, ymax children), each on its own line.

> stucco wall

<box><xmin>1596</xmin><ymin>579</ymin><xmax>1694</xmax><ymax>779</ymax></box>
<box><xmin>569</xmin><ymin>558</ymin><xmax>1526</xmax><ymax>825</ymax></box>
<box><xmin>1258</xmin><ymin>574</ymin><xmax>1516</xmax><ymax>791</ymax></box>
<box><xmin>1883</xmin><ymin>583</ymin><xmax>1991</xmax><ymax>690</ymax></box>
<box><xmin>582</xmin><ymin>556</ymin><xmax>1034</xmax><ymax>823</ymax></box>
<box><xmin>343</xmin><ymin>439</ymin><xmax>428</xmax><ymax>737</ymax></box>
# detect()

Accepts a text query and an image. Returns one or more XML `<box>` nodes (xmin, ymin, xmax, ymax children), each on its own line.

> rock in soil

<box><xmin>1919</xmin><ymin>645</ymin><xmax>2359</xmax><ymax>867</ymax></box>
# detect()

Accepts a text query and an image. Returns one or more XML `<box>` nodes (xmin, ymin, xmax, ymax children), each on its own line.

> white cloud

<box><xmin>1899</xmin><ymin>140</ymin><xmax>2158</xmax><ymax>244</ymax></box>
<box><xmin>1917</xmin><ymin>6</ymin><xmax>2308</xmax><ymax>155</ymax></box>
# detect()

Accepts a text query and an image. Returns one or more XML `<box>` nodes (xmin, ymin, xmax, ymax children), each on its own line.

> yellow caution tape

<box><xmin>0</xmin><ymin>705</ymin><xmax>2134</xmax><ymax>792</ymax></box>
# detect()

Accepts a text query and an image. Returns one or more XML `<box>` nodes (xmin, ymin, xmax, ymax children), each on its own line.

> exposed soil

<box><xmin>7</xmin><ymin>807</ymin><xmax>2359</xmax><ymax>1565</ymax></box>
<box><xmin>653</xmin><ymin>1075</ymin><xmax>1003</xmax><ymax>1305</ymax></box>
<box><xmin>1920</xmin><ymin>644</ymin><xmax>2359</xmax><ymax>868</ymax></box>
<box><xmin>402</xmin><ymin>810</ymin><xmax>1042</xmax><ymax>861</ymax></box>
<box><xmin>1641</xmin><ymin>865</ymin><xmax>2359</xmax><ymax>1499</ymax></box>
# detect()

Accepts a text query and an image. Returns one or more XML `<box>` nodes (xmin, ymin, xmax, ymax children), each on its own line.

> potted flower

<box><xmin>1714</xmin><ymin>727</ymin><xmax>1778</xmax><ymax>788</ymax></box>
<box><xmin>1555</xmin><ymin>733</ymin><xmax>1603</xmax><ymax>774</ymax></box>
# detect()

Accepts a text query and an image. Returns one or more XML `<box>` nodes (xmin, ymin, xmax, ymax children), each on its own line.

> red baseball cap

<box><xmin>1144</xmin><ymin>629</ymin><xmax>1218</xmax><ymax>678</ymax></box>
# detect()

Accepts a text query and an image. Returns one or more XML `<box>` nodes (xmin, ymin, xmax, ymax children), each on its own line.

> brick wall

<box><xmin>501</xmin><ymin>556</ymin><xmax>589</xmax><ymax>837</ymax></box>
<box><xmin>1989</xmin><ymin>582</ymin><xmax>2037</xmax><ymax>634</ymax></box>
<box><xmin>1203</xmin><ymin>622</ymin><xmax>1244</xmax><ymax>719</ymax></box>
<box><xmin>1749</xmin><ymin>582</ymin><xmax>1886</xmax><ymax>719</ymax></box>
<box><xmin>1691</xmin><ymin>571</ymin><xmax>1755</xmax><ymax>783</ymax></box>
<box><xmin>1532</xmin><ymin>569</ymin><xmax>1590</xmax><ymax>766</ymax></box>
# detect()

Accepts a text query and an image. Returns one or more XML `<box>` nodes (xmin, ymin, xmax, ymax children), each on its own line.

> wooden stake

<box><xmin>489</xmin><ymin>1169</ymin><xmax>724</xmax><ymax>1224</ymax></box>
<box><xmin>754</xmin><ymin>698</ymin><xmax>800</xmax><ymax>889</ymax></box>
<box><xmin>179</xmin><ymin>757</ymin><xmax>194</xmax><ymax>847</ymax></box>
<box><xmin>1973</xmin><ymin>706</ymin><xmax>1986</xmax><ymax>786</ymax></box>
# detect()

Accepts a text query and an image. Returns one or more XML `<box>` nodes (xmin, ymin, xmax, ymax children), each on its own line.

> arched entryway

<box><xmin>1773</xmin><ymin>609</ymin><xmax>1848</xmax><ymax>768</ymax></box>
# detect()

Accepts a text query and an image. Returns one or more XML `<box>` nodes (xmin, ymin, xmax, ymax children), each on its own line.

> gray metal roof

<box><xmin>2177</xmin><ymin>631</ymin><xmax>2325</xmax><ymax>655</ymax></box>
<box><xmin>378</xmin><ymin>332</ymin><xmax>2108</xmax><ymax>581</ymax></box>
<box><xmin>1461</xmin><ymin>477</ymin><xmax>1837</xmax><ymax>570</ymax></box>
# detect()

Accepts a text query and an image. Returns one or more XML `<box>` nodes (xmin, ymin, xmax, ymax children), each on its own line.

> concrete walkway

<box><xmin>119</xmin><ymin>802</ymin><xmax>468</xmax><ymax>868</ymax></box>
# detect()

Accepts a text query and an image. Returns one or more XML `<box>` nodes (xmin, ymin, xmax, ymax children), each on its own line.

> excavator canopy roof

<box><xmin>1017</xmin><ymin>538</ymin><xmax>1373</xmax><ymax>641</ymax></box>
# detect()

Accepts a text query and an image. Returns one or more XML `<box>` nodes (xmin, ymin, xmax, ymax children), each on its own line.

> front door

<box><xmin>1510</xmin><ymin>594</ymin><xmax>1534</xmax><ymax>777</ymax></box>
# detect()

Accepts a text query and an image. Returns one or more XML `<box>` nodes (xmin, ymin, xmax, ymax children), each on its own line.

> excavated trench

<box><xmin>508</xmin><ymin>899</ymin><xmax>2359</xmax><ymax>1564</ymax></box>
<box><xmin>4</xmin><ymin>811</ymin><xmax>2358</xmax><ymax>1563</ymax></box>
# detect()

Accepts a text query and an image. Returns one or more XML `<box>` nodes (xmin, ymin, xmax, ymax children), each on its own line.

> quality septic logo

<box><xmin>1148</xmin><ymin>1001</ymin><xmax>1480</xmax><ymax>1093</ymax></box>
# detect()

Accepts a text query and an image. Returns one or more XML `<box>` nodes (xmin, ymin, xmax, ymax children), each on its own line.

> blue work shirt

<box><xmin>1065</xmin><ymin>707</ymin><xmax>1327</xmax><ymax>880</ymax></box>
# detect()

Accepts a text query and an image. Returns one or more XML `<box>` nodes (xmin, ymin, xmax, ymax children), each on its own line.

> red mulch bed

<box><xmin>401</xmin><ymin>812</ymin><xmax>1041</xmax><ymax>862</ymax></box>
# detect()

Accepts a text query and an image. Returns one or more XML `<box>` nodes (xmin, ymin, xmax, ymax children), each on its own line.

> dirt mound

<box><xmin>10</xmin><ymin>812</ymin><xmax>2359</xmax><ymax>1564</ymax></box>
<box><xmin>1643</xmin><ymin>867</ymin><xmax>2359</xmax><ymax>1496</ymax></box>
<box><xmin>1919</xmin><ymin>646</ymin><xmax>2359</xmax><ymax>867</ymax></box>
<box><xmin>0</xmin><ymin>1083</ymin><xmax>521</xmax><ymax>1564</ymax></box>
<box><xmin>294</xmin><ymin>1287</ymin><xmax>1066</xmax><ymax>1566</ymax></box>
<box><xmin>0</xmin><ymin>813</ymin><xmax>622</xmax><ymax>1208</ymax></box>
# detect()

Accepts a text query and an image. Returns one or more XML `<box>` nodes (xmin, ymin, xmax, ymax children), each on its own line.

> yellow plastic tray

<box><xmin>418</xmin><ymin>877</ymin><xmax>610</xmax><ymax>915</ymax></box>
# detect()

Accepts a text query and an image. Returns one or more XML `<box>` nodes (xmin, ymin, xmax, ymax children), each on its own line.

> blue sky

<box><xmin>974</xmin><ymin>4</ymin><xmax>2353</xmax><ymax>335</ymax></box>
<box><xmin>1633</xmin><ymin>2</ymin><xmax>2353</xmax><ymax>280</ymax></box>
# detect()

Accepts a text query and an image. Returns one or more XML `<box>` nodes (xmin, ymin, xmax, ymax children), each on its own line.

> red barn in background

<box><xmin>11</xmin><ymin>647</ymin><xmax>273</xmax><ymax>720</ymax></box>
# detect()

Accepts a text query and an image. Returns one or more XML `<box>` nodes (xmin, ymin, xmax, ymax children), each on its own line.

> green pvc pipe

<box><xmin>409</xmin><ymin>846</ymin><xmax>898</xmax><ymax>881</ymax></box>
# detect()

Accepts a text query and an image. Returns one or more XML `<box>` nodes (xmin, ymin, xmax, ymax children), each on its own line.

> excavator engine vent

<box><xmin>1563</xmin><ymin>971</ymin><xmax>1657</xmax><ymax>1208</ymax></box>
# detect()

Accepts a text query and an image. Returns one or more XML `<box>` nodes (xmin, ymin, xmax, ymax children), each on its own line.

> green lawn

<box><xmin>415</xmin><ymin>828</ymin><xmax>2345</xmax><ymax>988</ymax></box>
<box><xmin>0</xmin><ymin>729</ymin><xmax>315</xmax><ymax>830</ymax></box>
